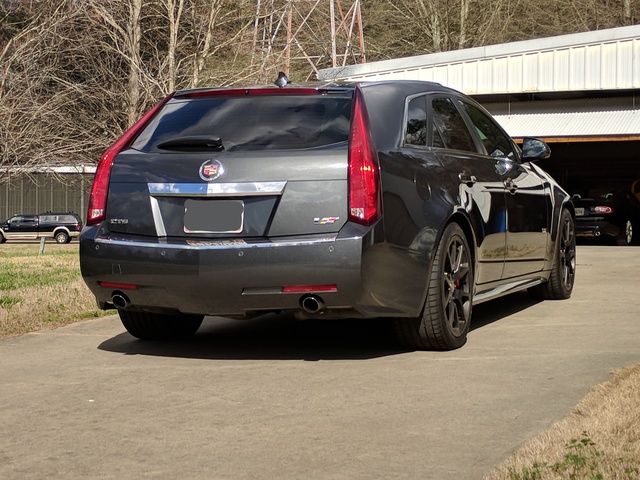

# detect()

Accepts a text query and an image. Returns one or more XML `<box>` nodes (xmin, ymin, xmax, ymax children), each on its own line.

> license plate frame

<box><xmin>184</xmin><ymin>199</ymin><xmax>244</xmax><ymax>234</ymax></box>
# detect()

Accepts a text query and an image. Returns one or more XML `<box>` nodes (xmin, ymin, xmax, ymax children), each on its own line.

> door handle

<box><xmin>504</xmin><ymin>178</ymin><xmax>517</xmax><ymax>194</ymax></box>
<box><xmin>458</xmin><ymin>172</ymin><xmax>477</xmax><ymax>187</ymax></box>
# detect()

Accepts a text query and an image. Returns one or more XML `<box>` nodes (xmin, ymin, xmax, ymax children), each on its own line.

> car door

<box><xmin>5</xmin><ymin>215</ymin><xmax>38</xmax><ymax>240</ymax></box>
<box><xmin>428</xmin><ymin>95</ymin><xmax>507</xmax><ymax>284</ymax></box>
<box><xmin>458</xmin><ymin>100</ymin><xmax>549</xmax><ymax>278</ymax></box>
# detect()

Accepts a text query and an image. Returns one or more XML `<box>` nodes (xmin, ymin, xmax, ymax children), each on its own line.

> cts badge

<box><xmin>199</xmin><ymin>159</ymin><xmax>224</xmax><ymax>181</ymax></box>
<box><xmin>314</xmin><ymin>216</ymin><xmax>339</xmax><ymax>225</ymax></box>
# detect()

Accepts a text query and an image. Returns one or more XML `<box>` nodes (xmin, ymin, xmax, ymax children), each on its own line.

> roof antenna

<box><xmin>275</xmin><ymin>71</ymin><xmax>291</xmax><ymax>88</ymax></box>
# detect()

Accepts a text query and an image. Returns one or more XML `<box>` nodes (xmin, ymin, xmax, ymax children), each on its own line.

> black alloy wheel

<box><xmin>557</xmin><ymin>211</ymin><xmax>577</xmax><ymax>293</ymax></box>
<box><xmin>529</xmin><ymin>209</ymin><xmax>576</xmax><ymax>300</ymax></box>
<box><xmin>394</xmin><ymin>223</ymin><xmax>473</xmax><ymax>351</ymax></box>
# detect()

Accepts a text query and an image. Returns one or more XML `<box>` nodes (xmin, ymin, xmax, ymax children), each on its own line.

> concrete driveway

<box><xmin>1</xmin><ymin>245</ymin><xmax>639</xmax><ymax>479</ymax></box>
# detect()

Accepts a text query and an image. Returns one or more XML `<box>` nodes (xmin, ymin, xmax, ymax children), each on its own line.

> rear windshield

<box><xmin>131</xmin><ymin>94</ymin><xmax>353</xmax><ymax>152</ymax></box>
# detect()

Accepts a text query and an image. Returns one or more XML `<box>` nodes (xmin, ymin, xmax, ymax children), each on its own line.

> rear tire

<box><xmin>615</xmin><ymin>219</ymin><xmax>633</xmax><ymax>246</ymax></box>
<box><xmin>0</xmin><ymin>232</ymin><xmax>5</xmax><ymax>243</ymax></box>
<box><xmin>529</xmin><ymin>209</ymin><xmax>576</xmax><ymax>300</ymax></box>
<box><xmin>394</xmin><ymin>223</ymin><xmax>473</xmax><ymax>351</ymax></box>
<box><xmin>54</xmin><ymin>231</ymin><xmax>69</xmax><ymax>244</ymax></box>
<box><xmin>118</xmin><ymin>310</ymin><xmax>204</xmax><ymax>340</ymax></box>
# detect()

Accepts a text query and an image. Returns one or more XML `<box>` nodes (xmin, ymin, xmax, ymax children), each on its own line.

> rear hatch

<box><xmin>105</xmin><ymin>87</ymin><xmax>354</xmax><ymax>240</ymax></box>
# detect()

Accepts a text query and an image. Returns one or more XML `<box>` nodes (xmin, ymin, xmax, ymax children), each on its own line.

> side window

<box><xmin>460</xmin><ymin>101</ymin><xmax>515</xmax><ymax>160</ymax></box>
<box><xmin>404</xmin><ymin>96</ymin><xmax>427</xmax><ymax>146</ymax></box>
<box><xmin>431</xmin><ymin>97</ymin><xmax>477</xmax><ymax>152</ymax></box>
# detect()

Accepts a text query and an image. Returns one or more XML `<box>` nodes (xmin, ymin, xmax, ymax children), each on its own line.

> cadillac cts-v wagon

<box><xmin>80</xmin><ymin>77</ymin><xmax>576</xmax><ymax>350</ymax></box>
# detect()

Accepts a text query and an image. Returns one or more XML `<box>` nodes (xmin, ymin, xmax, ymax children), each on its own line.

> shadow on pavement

<box><xmin>98</xmin><ymin>292</ymin><xmax>540</xmax><ymax>361</ymax></box>
<box><xmin>470</xmin><ymin>291</ymin><xmax>541</xmax><ymax>331</ymax></box>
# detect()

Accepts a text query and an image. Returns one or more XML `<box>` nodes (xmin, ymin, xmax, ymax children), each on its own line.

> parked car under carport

<box><xmin>572</xmin><ymin>179</ymin><xmax>640</xmax><ymax>246</ymax></box>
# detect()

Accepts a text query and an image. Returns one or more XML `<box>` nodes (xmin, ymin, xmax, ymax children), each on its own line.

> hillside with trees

<box><xmin>0</xmin><ymin>0</ymin><xmax>637</xmax><ymax>174</ymax></box>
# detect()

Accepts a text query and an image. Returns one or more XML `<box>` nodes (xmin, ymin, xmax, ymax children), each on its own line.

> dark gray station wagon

<box><xmin>80</xmin><ymin>78</ymin><xmax>576</xmax><ymax>350</ymax></box>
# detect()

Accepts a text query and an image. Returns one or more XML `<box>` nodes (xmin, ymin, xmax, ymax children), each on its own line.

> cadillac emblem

<box><xmin>199</xmin><ymin>159</ymin><xmax>224</xmax><ymax>181</ymax></box>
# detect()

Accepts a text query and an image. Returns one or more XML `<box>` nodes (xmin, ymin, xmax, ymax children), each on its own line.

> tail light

<box><xmin>348</xmin><ymin>88</ymin><xmax>381</xmax><ymax>226</ymax></box>
<box><xmin>86</xmin><ymin>93</ymin><xmax>174</xmax><ymax>226</ymax></box>
<box><xmin>594</xmin><ymin>206</ymin><xmax>614</xmax><ymax>214</ymax></box>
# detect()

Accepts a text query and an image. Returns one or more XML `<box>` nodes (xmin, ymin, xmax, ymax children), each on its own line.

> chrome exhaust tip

<box><xmin>111</xmin><ymin>292</ymin><xmax>130</xmax><ymax>309</ymax></box>
<box><xmin>300</xmin><ymin>295</ymin><xmax>325</xmax><ymax>314</ymax></box>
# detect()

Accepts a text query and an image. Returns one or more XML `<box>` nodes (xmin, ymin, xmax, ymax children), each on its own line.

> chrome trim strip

<box><xmin>148</xmin><ymin>182</ymin><xmax>287</xmax><ymax>197</ymax></box>
<box><xmin>94</xmin><ymin>234</ymin><xmax>338</xmax><ymax>250</ymax></box>
<box><xmin>149</xmin><ymin>196</ymin><xmax>167</xmax><ymax>237</ymax></box>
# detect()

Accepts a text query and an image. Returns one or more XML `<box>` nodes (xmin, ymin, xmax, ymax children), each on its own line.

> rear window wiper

<box><xmin>157</xmin><ymin>136</ymin><xmax>224</xmax><ymax>151</ymax></box>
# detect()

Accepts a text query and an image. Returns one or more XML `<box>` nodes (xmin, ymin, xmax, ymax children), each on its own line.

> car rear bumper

<box><xmin>79</xmin><ymin>225</ymin><xmax>427</xmax><ymax>319</ymax></box>
<box><xmin>575</xmin><ymin>219</ymin><xmax>620</xmax><ymax>238</ymax></box>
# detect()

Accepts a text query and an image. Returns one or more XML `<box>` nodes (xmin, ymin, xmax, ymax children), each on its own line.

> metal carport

<box><xmin>318</xmin><ymin>25</ymin><xmax>640</xmax><ymax>192</ymax></box>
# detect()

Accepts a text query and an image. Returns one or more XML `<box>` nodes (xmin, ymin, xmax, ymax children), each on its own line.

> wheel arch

<box><xmin>52</xmin><ymin>226</ymin><xmax>71</xmax><ymax>236</ymax></box>
<box><xmin>550</xmin><ymin>186</ymin><xmax>575</xmax><ymax>240</ymax></box>
<box><xmin>446</xmin><ymin>211</ymin><xmax>477</xmax><ymax>275</ymax></box>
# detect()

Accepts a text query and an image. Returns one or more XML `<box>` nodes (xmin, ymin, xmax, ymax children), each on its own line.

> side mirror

<box><xmin>521</xmin><ymin>137</ymin><xmax>551</xmax><ymax>161</ymax></box>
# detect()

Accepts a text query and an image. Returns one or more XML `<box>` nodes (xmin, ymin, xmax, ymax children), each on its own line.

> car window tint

<box><xmin>132</xmin><ymin>95</ymin><xmax>352</xmax><ymax>152</ymax></box>
<box><xmin>460</xmin><ymin>101</ymin><xmax>515</xmax><ymax>160</ymax></box>
<box><xmin>431</xmin><ymin>97</ymin><xmax>476</xmax><ymax>152</ymax></box>
<box><xmin>404</xmin><ymin>96</ymin><xmax>427</xmax><ymax>146</ymax></box>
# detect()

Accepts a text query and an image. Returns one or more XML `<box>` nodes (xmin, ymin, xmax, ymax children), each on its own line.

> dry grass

<box><xmin>485</xmin><ymin>364</ymin><xmax>640</xmax><ymax>479</ymax></box>
<box><xmin>0</xmin><ymin>242</ymin><xmax>113</xmax><ymax>338</ymax></box>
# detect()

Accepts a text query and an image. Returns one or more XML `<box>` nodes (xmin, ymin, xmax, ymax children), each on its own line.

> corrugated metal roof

<box><xmin>319</xmin><ymin>25</ymin><xmax>640</xmax><ymax>95</ymax></box>
<box><xmin>484</xmin><ymin>97</ymin><xmax>640</xmax><ymax>140</ymax></box>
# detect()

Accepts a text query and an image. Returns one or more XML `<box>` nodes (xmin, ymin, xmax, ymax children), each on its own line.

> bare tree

<box><xmin>2</xmin><ymin>0</ymin><xmax>640</xmax><ymax>181</ymax></box>
<box><xmin>0</xmin><ymin>1</ymin><xmax>117</xmax><ymax>179</ymax></box>
<box><xmin>89</xmin><ymin>0</ymin><xmax>145</xmax><ymax>127</ymax></box>
<box><xmin>187</xmin><ymin>1</ymin><xmax>256</xmax><ymax>87</ymax></box>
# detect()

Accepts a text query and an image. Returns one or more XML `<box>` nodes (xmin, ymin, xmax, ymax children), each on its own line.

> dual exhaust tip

<box><xmin>112</xmin><ymin>291</ymin><xmax>325</xmax><ymax>314</ymax></box>
<box><xmin>299</xmin><ymin>294</ymin><xmax>325</xmax><ymax>314</ymax></box>
<box><xmin>111</xmin><ymin>292</ymin><xmax>130</xmax><ymax>309</ymax></box>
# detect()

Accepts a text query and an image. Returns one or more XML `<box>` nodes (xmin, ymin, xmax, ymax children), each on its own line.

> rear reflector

<box><xmin>348</xmin><ymin>88</ymin><xmax>381</xmax><ymax>226</ymax></box>
<box><xmin>282</xmin><ymin>285</ymin><xmax>338</xmax><ymax>293</ymax></box>
<box><xmin>86</xmin><ymin>93</ymin><xmax>175</xmax><ymax>226</ymax></box>
<box><xmin>98</xmin><ymin>281</ymin><xmax>138</xmax><ymax>290</ymax></box>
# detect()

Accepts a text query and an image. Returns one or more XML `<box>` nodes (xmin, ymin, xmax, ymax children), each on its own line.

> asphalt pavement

<box><xmin>1</xmin><ymin>245</ymin><xmax>639</xmax><ymax>479</ymax></box>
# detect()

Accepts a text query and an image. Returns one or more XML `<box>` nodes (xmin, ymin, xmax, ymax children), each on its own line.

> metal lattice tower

<box><xmin>250</xmin><ymin>0</ymin><xmax>366</xmax><ymax>82</ymax></box>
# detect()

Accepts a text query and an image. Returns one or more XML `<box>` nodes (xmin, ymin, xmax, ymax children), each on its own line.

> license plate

<box><xmin>184</xmin><ymin>199</ymin><xmax>244</xmax><ymax>233</ymax></box>
<box><xmin>575</xmin><ymin>207</ymin><xmax>585</xmax><ymax>216</ymax></box>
